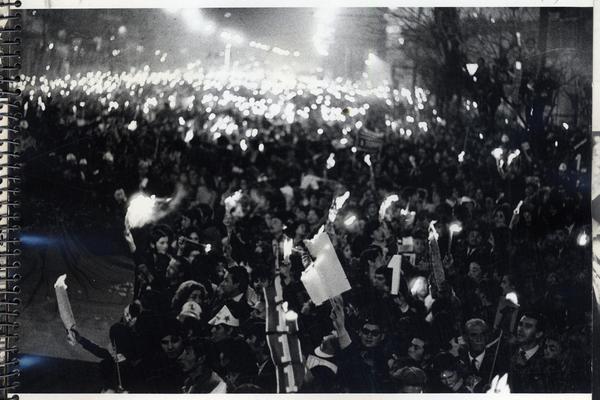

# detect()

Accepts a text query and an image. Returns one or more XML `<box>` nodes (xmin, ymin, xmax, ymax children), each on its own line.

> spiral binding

<box><xmin>0</xmin><ymin>2</ymin><xmax>20</xmax><ymax>399</ymax></box>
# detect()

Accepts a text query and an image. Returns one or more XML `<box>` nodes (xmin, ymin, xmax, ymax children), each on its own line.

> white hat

<box><xmin>208</xmin><ymin>305</ymin><xmax>239</xmax><ymax>327</ymax></box>
<box><xmin>178</xmin><ymin>300</ymin><xmax>202</xmax><ymax>321</ymax></box>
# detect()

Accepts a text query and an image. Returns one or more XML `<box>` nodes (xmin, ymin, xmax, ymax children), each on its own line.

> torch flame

<box><xmin>428</xmin><ymin>220</ymin><xmax>439</xmax><ymax>241</ymax></box>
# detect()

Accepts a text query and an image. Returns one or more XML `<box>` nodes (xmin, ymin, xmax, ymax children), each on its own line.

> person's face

<box><xmin>543</xmin><ymin>339</ymin><xmax>561</xmax><ymax>360</ymax></box>
<box><xmin>468</xmin><ymin>263</ymin><xmax>482</xmax><ymax>281</ymax></box>
<box><xmin>253</xmin><ymin>277</ymin><xmax>268</xmax><ymax>291</ymax></box>
<box><xmin>296</xmin><ymin>223</ymin><xmax>307</xmax><ymax>237</ymax></box>
<box><xmin>494</xmin><ymin>212</ymin><xmax>506</xmax><ymax>226</ymax></box>
<box><xmin>467</xmin><ymin>231</ymin><xmax>481</xmax><ymax>247</ymax></box>
<box><xmin>160</xmin><ymin>334</ymin><xmax>184</xmax><ymax>359</ymax></box>
<box><xmin>154</xmin><ymin>236</ymin><xmax>169</xmax><ymax>254</ymax></box>
<box><xmin>211</xmin><ymin>324</ymin><xmax>231</xmax><ymax>342</ymax></box>
<box><xmin>413</xmin><ymin>238</ymin><xmax>426</xmax><ymax>255</ymax></box>
<box><xmin>270</xmin><ymin>218</ymin><xmax>283</xmax><ymax>236</ymax></box>
<box><xmin>307</xmin><ymin>210</ymin><xmax>319</xmax><ymax>225</ymax></box>
<box><xmin>516</xmin><ymin>316</ymin><xmax>542</xmax><ymax>346</ymax></box>
<box><xmin>189</xmin><ymin>231</ymin><xmax>200</xmax><ymax>242</ymax></box>
<box><xmin>372</xmin><ymin>273</ymin><xmax>387</xmax><ymax>291</ymax></box>
<box><xmin>343</xmin><ymin>244</ymin><xmax>352</xmax><ymax>260</ymax></box>
<box><xmin>408</xmin><ymin>338</ymin><xmax>425</xmax><ymax>362</ymax></box>
<box><xmin>177</xmin><ymin>346</ymin><xmax>199</xmax><ymax>373</ymax></box>
<box><xmin>408</xmin><ymin>338</ymin><xmax>426</xmax><ymax>362</ymax></box>
<box><xmin>500</xmin><ymin>275</ymin><xmax>513</xmax><ymax>295</ymax></box>
<box><xmin>181</xmin><ymin>216</ymin><xmax>191</xmax><ymax>229</ymax></box>
<box><xmin>440</xmin><ymin>369</ymin><xmax>459</xmax><ymax>389</ymax></box>
<box><xmin>188</xmin><ymin>289</ymin><xmax>204</xmax><ymax>305</ymax></box>
<box><xmin>219</xmin><ymin>273</ymin><xmax>238</xmax><ymax>297</ymax></box>
<box><xmin>465</xmin><ymin>325</ymin><xmax>487</xmax><ymax>354</ymax></box>
<box><xmin>359</xmin><ymin>323</ymin><xmax>384</xmax><ymax>348</ymax></box>
<box><xmin>372</xmin><ymin>226</ymin><xmax>385</xmax><ymax>242</ymax></box>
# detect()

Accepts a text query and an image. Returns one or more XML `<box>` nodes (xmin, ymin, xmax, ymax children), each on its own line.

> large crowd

<box><xmin>21</xmin><ymin>55</ymin><xmax>592</xmax><ymax>393</ymax></box>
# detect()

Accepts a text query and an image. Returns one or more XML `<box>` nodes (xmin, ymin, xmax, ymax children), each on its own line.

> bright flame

<box><xmin>507</xmin><ymin>150</ymin><xmax>520</xmax><ymax>166</ymax></box>
<box><xmin>428</xmin><ymin>220</ymin><xmax>439</xmax><ymax>241</ymax></box>
<box><xmin>577</xmin><ymin>232</ymin><xmax>590</xmax><ymax>247</ymax></box>
<box><xmin>224</xmin><ymin>190</ymin><xmax>243</xmax><ymax>212</ymax></box>
<box><xmin>335</xmin><ymin>191</ymin><xmax>350</xmax><ymax>210</ymax></box>
<box><xmin>126</xmin><ymin>193</ymin><xmax>157</xmax><ymax>228</ymax></box>
<box><xmin>184</xmin><ymin>128</ymin><xmax>194</xmax><ymax>143</ymax></box>
<box><xmin>505</xmin><ymin>291</ymin><xmax>519</xmax><ymax>306</ymax></box>
<box><xmin>283</xmin><ymin>237</ymin><xmax>294</xmax><ymax>261</ymax></box>
<box><xmin>449</xmin><ymin>221</ymin><xmax>463</xmax><ymax>234</ymax></box>
<box><xmin>326</xmin><ymin>153</ymin><xmax>336</xmax><ymax>169</ymax></box>
<box><xmin>491</xmin><ymin>148</ymin><xmax>503</xmax><ymax>161</ymax></box>
<box><xmin>379</xmin><ymin>194</ymin><xmax>399</xmax><ymax>221</ymax></box>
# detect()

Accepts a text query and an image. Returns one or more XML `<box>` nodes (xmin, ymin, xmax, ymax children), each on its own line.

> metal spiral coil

<box><xmin>0</xmin><ymin>2</ymin><xmax>20</xmax><ymax>399</ymax></box>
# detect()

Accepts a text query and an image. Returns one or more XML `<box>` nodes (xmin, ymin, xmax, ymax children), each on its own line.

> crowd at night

<box><xmin>20</xmin><ymin>10</ymin><xmax>592</xmax><ymax>394</ymax></box>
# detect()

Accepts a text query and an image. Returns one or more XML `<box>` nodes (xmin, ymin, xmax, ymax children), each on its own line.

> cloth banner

<box><xmin>264</xmin><ymin>275</ymin><xmax>305</xmax><ymax>393</ymax></box>
<box><xmin>356</xmin><ymin>128</ymin><xmax>384</xmax><ymax>152</ymax></box>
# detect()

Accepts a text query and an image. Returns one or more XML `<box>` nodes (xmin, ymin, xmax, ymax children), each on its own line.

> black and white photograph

<box><xmin>15</xmin><ymin>6</ymin><xmax>594</xmax><ymax>395</ymax></box>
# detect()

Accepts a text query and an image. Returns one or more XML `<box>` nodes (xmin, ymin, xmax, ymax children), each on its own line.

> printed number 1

<box><xmin>283</xmin><ymin>364</ymin><xmax>298</xmax><ymax>392</ymax></box>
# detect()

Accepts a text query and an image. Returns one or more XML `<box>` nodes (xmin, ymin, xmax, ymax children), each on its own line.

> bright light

<box><xmin>240</xmin><ymin>139</ymin><xmax>248</xmax><ymax>152</ymax></box>
<box><xmin>364</xmin><ymin>154</ymin><xmax>372</xmax><ymax>167</ymax></box>
<box><xmin>126</xmin><ymin>193</ymin><xmax>157</xmax><ymax>228</ymax></box>
<box><xmin>127</xmin><ymin>121</ymin><xmax>138</xmax><ymax>131</ymax></box>
<box><xmin>340</xmin><ymin>138</ymin><xmax>348</xmax><ymax>145</ymax></box>
<box><xmin>562</xmin><ymin>122</ymin><xmax>569</xmax><ymax>130</ymax></box>
<box><xmin>351</xmin><ymin>146</ymin><xmax>357</xmax><ymax>153</ymax></box>
<box><xmin>491</xmin><ymin>148</ymin><xmax>503</xmax><ymax>160</ymax></box>
<box><xmin>326</xmin><ymin>153</ymin><xmax>336</xmax><ymax>169</ymax></box>
<box><xmin>355</xmin><ymin>121</ymin><xmax>363</xmax><ymax>129</ymax></box>
<box><xmin>344</xmin><ymin>214</ymin><xmax>357</xmax><ymax>226</ymax></box>
<box><xmin>506</xmin><ymin>291</ymin><xmax>519</xmax><ymax>306</ymax></box>
<box><xmin>335</xmin><ymin>191</ymin><xmax>350</xmax><ymax>210</ymax></box>
<box><xmin>449</xmin><ymin>221</ymin><xmax>463</xmax><ymax>234</ymax></box>
<box><xmin>178</xmin><ymin>117</ymin><xmax>186</xmax><ymax>126</ymax></box>
<box><xmin>507</xmin><ymin>150</ymin><xmax>521</xmax><ymax>166</ymax></box>
<box><xmin>466</xmin><ymin>63</ymin><xmax>479</xmax><ymax>76</ymax></box>
<box><xmin>458</xmin><ymin>151</ymin><xmax>465</xmax><ymax>163</ymax></box>
<box><xmin>184</xmin><ymin>128</ymin><xmax>194</xmax><ymax>143</ymax></box>
<box><xmin>577</xmin><ymin>232</ymin><xmax>590</xmax><ymax>247</ymax></box>
<box><xmin>379</xmin><ymin>194</ymin><xmax>399</xmax><ymax>221</ymax></box>
<box><xmin>118</xmin><ymin>25</ymin><xmax>127</xmax><ymax>35</ymax></box>
<box><xmin>258</xmin><ymin>143</ymin><xmax>265</xmax><ymax>152</ymax></box>
<box><xmin>515</xmin><ymin>61</ymin><xmax>522</xmax><ymax>71</ymax></box>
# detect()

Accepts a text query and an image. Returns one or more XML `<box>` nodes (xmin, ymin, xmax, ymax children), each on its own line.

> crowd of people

<box><xmin>21</xmin><ymin>58</ymin><xmax>592</xmax><ymax>393</ymax></box>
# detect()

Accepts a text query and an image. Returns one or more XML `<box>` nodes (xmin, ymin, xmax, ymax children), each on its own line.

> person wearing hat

<box><xmin>207</xmin><ymin>305</ymin><xmax>257</xmax><ymax>385</ymax></box>
<box><xmin>177</xmin><ymin>339</ymin><xmax>227</xmax><ymax>393</ymax></box>
<box><xmin>392</xmin><ymin>366</ymin><xmax>427</xmax><ymax>393</ymax></box>
<box><xmin>303</xmin><ymin>333</ymin><xmax>341</xmax><ymax>392</ymax></box>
